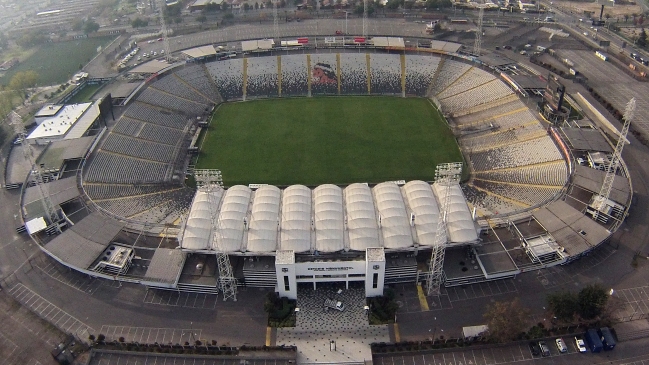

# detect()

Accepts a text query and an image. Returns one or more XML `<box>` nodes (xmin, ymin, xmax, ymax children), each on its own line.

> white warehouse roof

<box><xmin>247</xmin><ymin>185</ymin><xmax>281</xmax><ymax>252</ymax></box>
<box><xmin>404</xmin><ymin>180</ymin><xmax>445</xmax><ymax>246</ymax></box>
<box><xmin>280</xmin><ymin>185</ymin><xmax>312</xmax><ymax>252</ymax></box>
<box><xmin>344</xmin><ymin>183</ymin><xmax>380</xmax><ymax>251</ymax></box>
<box><xmin>179</xmin><ymin>181</ymin><xmax>476</xmax><ymax>253</ymax></box>
<box><xmin>373</xmin><ymin>182</ymin><xmax>413</xmax><ymax>249</ymax></box>
<box><xmin>432</xmin><ymin>182</ymin><xmax>478</xmax><ymax>244</ymax></box>
<box><xmin>314</xmin><ymin>184</ymin><xmax>344</xmax><ymax>252</ymax></box>
<box><xmin>216</xmin><ymin>185</ymin><xmax>251</xmax><ymax>252</ymax></box>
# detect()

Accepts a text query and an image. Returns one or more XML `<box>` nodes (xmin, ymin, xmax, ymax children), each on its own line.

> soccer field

<box><xmin>196</xmin><ymin>97</ymin><xmax>463</xmax><ymax>186</ymax></box>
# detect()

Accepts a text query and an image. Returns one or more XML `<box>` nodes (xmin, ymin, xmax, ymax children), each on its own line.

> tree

<box><xmin>483</xmin><ymin>298</ymin><xmax>530</xmax><ymax>342</ymax></box>
<box><xmin>72</xmin><ymin>19</ymin><xmax>84</xmax><ymax>31</ymax></box>
<box><xmin>83</xmin><ymin>20</ymin><xmax>100</xmax><ymax>34</ymax></box>
<box><xmin>131</xmin><ymin>17</ymin><xmax>149</xmax><ymax>28</ymax></box>
<box><xmin>547</xmin><ymin>291</ymin><xmax>578</xmax><ymax>322</ymax></box>
<box><xmin>577</xmin><ymin>284</ymin><xmax>609</xmax><ymax>319</ymax></box>
<box><xmin>197</xmin><ymin>14</ymin><xmax>207</xmax><ymax>23</ymax></box>
<box><xmin>8</xmin><ymin>71</ymin><xmax>39</xmax><ymax>100</ymax></box>
<box><xmin>624</xmin><ymin>14</ymin><xmax>630</xmax><ymax>23</ymax></box>
<box><xmin>637</xmin><ymin>28</ymin><xmax>647</xmax><ymax>47</ymax></box>
<box><xmin>386</xmin><ymin>0</ymin><xmax>402</xmax><ymax>9</ymax></box>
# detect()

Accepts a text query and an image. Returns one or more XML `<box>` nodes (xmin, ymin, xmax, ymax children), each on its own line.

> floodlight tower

<box><xmin>273</xmin><ymin>0</ymin><xmax>280</xmax><ymax>41</ymax></box>
<box><xmin>426</xmin><ymin>162</ymin><xmax>463</xmax><ymax>296</ymax></box>
<box><xmin>157</xmin><ymin>0</ymin><xmax>173</xmax><ymax>62</ymax></box>
<box><xmin>590</xmin><ymin>98</ymin><xmax>634</xmax><ymax>220</ymax></box>
<box><xmin>9</xmin><ymin>111</ymin><xmax>61</xmax><ymax>234</ymax></box>
<box><xmin>194</xmin><ymin>169</ymin><xmax>238</xmax><ymax>301</ymax></box>
<box><xmin>363</xmin><ymin>0</ymin><xmax>368</xmax><ymax>38</ymax></box>
<box><xmin>473</xmin><ymin>5</ymin><xmax>485</xmax><ymax>56</ymax></box>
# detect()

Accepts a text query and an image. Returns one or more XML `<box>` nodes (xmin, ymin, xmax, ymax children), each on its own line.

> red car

<box><xmin>157</xmin><ymin>37</ymin><xmax>163</xmax><ymax>41</ymax></box>
<box><xmin>335</xmin><ymin>30</ymin><xmax>343</xmax><ymax>35</ymax></box>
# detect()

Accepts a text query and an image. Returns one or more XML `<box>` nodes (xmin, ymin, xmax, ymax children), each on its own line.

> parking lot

<box><xmin>89</xmin><ymin>352</ymin><xmax>296</xmax><ymax>365</ymax></box>
<box><xmin>143</xmin><ymin>289</ymin><xmax>219</xmax><ymax>309</ymax></box>
<box><xmin>374</xmin><ymin>336</ymin><xmax>590</xmax><ymax>365</ymax></box>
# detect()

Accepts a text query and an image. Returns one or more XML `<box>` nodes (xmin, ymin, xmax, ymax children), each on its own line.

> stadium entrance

<box><xmin>275</xmin><ymin>248</ymin><xmax>385</xmax><ymax>300</ymax></box>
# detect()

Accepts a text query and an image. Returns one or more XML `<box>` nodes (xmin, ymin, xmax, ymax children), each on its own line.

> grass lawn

<box><xmin>197</xmin><ymin>97</ymin><xmax>463</xmax><ymax>186</ymax></box>
<box><xmin>0</xmin><ymin>37</ymin><xmax>116</xmax><ymax>86</ymax></box>
<box><xmin>65</xmin><ymin>83</ymin><xmax>103</xmax><ymax>103</ymax></box>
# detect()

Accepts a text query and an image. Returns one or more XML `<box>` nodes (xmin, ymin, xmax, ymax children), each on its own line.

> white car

<box><xmin>574</xmin><ymin>337</ymin><xmax>587</xmax><ymax>353</ymax></box>
<box><xmin>555</xmin><ymin>338</ymin><xmax>567</xmax><ymax>353</ymax></box>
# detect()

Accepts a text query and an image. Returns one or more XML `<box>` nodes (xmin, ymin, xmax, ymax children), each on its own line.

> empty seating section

<box><xmin>84</xmin><ymin>183</ymin><xmax>171</xmax><ymax>200</ymax></box>
<box><xmin>439</xmin><ymin>81</ymin><xmax>514</xmax><ymax>114</ymax></box>
<box><xmin>475</xmin><ymin>161</ymin><xmax>568</xmax><ymax>186</ymax></box>
<box><xmin>247</xmin><ymin>57</ymin><xmax>279</xmax><ymax>97</ymax></box>
<box><xmin>310</xmin><ymin>54</ymin><xmax>338</xmax><ymax>95</ymax></box>
<box><xmin>281</xmin><ymin>54</ymin><xmax>308</xmax><ymax>96</ymax></box>
<box><xmin>340</xmin><ymin>54</ymin><xmax>368</xmax><ymax>94</ymax></box>
<box><xmin>174</xmin><ymin>65</ymin><xmax>221</xmax><ymax>102</ymax></box>
<box><xmin>206</xmin><ymin>59</ymin><xmax>244</xmax><ymax>100</ymax></box>
<box><xmin>137</xmin><ymin>88</ymin><xmax>208</xmax><ymax>115</ymax></box>
<box><xmin>112</xmin><ymin>118</ymin><xmax>143</xmax><ymax>136</ymax></box>
<box><xmin>139</xmin><ymin>124</ymin><xmax>184</xmax><ymax>145</ymax></box>
<box><xmin>124</xmin><ymin>103</ymin><xmax>188</xmax><ymax>130</ymax></box>
<box><xmin>405</xmin><ymin>55</ymin><xmax>441</xmax><ymax>96</ymax></box>
<box><xmin>101</xmin><ymin>134</ymin><xmax>175</xmax><ymax>163</ymax></box>
<box><xmin>129</xmin><ymin>188</ymin><xmax>195</xmax><ymax>224</ymax></box>
<box><xmin>462</xmin><ymin>184</ymin><xmax>521</xmax><ymax>216</ymax></box>
<box><xmin>429</xmin><ymin>61</ymin><xmax>472</xmax><ymax>95</ymax></box>
<box><xmin>436</xmin><ymin>68</ymin><xmax>495</xmax><ymax>99</ymax></box>
<box><xmin>370</xmin><ymin>54</ymin><xmax>401</xmax><ymax>95</ymax></box>
<box><xmin>470</xmin><ymin>136</ymin><xmax>563</xmax><ymax>171</ymax></box>
<box><xmin>453</xmin><ymin>99</ymin><xmax>526</xmax><ymax>126</ymax></box>
<box><xmin>472</xmin><ymin>179</ymin><xmax>560</xmax><ymax>207</ymax></box>
<box><xmin>85</xmin><ymin>151</ymin><xmax>169</xmax><ymax>184</ymax></box>
<box><xmin>452</xmin><ymin>95</ymin><xmax>521</xmax><ymax>119</ymax></box>
<box><xmin>96</xmin><ymin>188</ymin><xmax>189</xmax><ymax>219</ymax></box>
<box><xmin>460</xmin><ymin>122</ymin><xmax>546</xmax><ymax>152</ymax></box>
<box><xmin>150</xmin><ymin>74</ymin><xmax>210</xmax><ymax>104</ymax></box>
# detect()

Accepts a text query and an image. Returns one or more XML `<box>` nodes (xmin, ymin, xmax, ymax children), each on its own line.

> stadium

<box><xmin>9</xmin><ymin>39</ymin><xmax>629</xmax><ymax>303</ymax></box>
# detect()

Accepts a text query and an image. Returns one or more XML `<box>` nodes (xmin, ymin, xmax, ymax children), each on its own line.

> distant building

<box><xmin>27</xmin><ymin>102</ymin><xmax>100</xmax><ymax>144</ymax></box>
<box><xmin>189</xmin><ymin>0</ymin><xmax>224</xmax><ymax>11</ymax></box>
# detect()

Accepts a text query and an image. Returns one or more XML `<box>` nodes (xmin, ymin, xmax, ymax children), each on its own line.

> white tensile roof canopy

<box><xmin>179</xmin><ymin>181</ymin><xmax>477</xmax><ymax>253</ymax></box>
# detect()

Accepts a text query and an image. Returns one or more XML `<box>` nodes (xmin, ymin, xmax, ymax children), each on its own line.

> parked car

<box><xmin>528</xmin><ymin>341</ymin><xmax>541</xmax><ymax>356</ymax></box>
<box><xmin>574</xmin><ymin>336</ymin><xmax>587</xmax><ymax>353</ymax></box>
<box><xmin>599</xmin><ymin>327</ymin><xmax>616</xmax><ymax>350</ymax></box>
<box><xmin>538</xmin><ymin>341</ymin><xmax>550</xmax><ymax>357</ymax></box>
<box><xmin>555</xmin><ymin>338</ymin><xmax>567</xmax><ymax>353</ymax></box>
<box><xmin>324</xmin><ymin>298</ymin><xmax>345</xmax><ymax>311</ymax></box>
<box><xmin>585</xmin><ymin>329</ymin><xmax>603</xmax><ymax>353</ymax></box>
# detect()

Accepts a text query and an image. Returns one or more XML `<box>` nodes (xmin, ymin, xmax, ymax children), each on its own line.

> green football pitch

<box><xmin>196</xmin><ymin>96</ymin><xmax>463</xmax><ymax>186</ymax></box>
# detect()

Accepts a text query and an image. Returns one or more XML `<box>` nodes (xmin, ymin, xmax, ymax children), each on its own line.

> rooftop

<box><xmin>27</xmin><ymin>103</ymin><xmax>92</xmax><ymax>141</ymax></box>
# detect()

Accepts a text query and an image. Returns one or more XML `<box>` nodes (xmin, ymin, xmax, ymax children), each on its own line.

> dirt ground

<box><xmin>553</xmin><ymin>0</ymin><xmax>644</xmax><ymax>17</ymax></box>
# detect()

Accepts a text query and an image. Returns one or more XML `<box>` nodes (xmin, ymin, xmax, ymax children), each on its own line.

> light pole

<box><xmin>345</xmin><ymin>11</ymin><xmax>348</xmax><ymax>35</ymax></box>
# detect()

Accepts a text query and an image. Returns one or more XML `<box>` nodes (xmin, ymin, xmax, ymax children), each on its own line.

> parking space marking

<box><xmin>35</xmin><ymin>259</ymin><xmax>100</xmax><ymax>294</ymax></box>
<box><xmin>143</xmin><ymin>289</ymin><xmax>218</xmax><ymax>309</ymax></box>
<box><xmin>7</xmin><ymin>283</ymin><xmax>95</xmax><ymax>338</ymax></box>
<box><xmin>445</xmin><ymin>279</ymin><xmax>518</xmax><ymax>303</ymax></box>
<box><xmin>98</xmin><ymin>325</ymin><xmax>203</xmax><ymax>345</ymax></box>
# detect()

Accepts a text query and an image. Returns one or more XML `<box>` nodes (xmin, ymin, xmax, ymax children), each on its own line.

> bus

<box><xmin>450</xmin><ymin>19</ymin><xmax>469</xmax><ymax>24</ymax></box>
<box><xmin>595</xmin><ymin>50</ymin><xmax>608</xmax><ymax>61</ymax></box>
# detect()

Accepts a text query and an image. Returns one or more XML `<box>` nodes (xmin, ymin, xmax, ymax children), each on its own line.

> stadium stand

<box><xmin>438</xmin><ymin>80</ymin><xmax>514</xmax><ymax>114</ymax></box>
<box><xmin>281</xmin><ymin>54</ymin><xmax>308</xmax><ymax>96</ymax></box>
<box><xmin>459</xmin><ymin>122</ymin><xmax>547</xmax><ymax>152</ymax></box>
<box><xmin>123</xmin><ymin>103</ymin><xmax>189</xmax><ymax>130</ymax></box>
<box><xmin>206</xmin><ymin>59</ymin><xmax>244</xmax><ymax>100</ymax></box>
<box><xmin>101</xmin><ymin>134</ymin><xmax>176</xmax><ymax>163</ymax></box>
<box><xmin>472</xmin><ymin>179</ymin><xmax>561</xmax><ymax>207</ymax></box>
<box><xmin>173</xmin><ymin>64</ymin><xmax>222</xmax><ymax>103</ymax></box>
<box><xmin>453</xmin><ymin>99</ymin><xmax>526</xmax><ymax>126</ymax></box>
<box><xmin>340</xmin><ymin>53</ymin><xmax>369</xmax><ymax>94</ymax></box>
<box><xmin>429</xmin><ymin>61</ymin><xmax>472</xmax><ymax>96</ymax></box>
<box><xmin>84</xmin><ymin>183</ymin><xmax>174</xmax><ymax>200</ymax></box>
<box><xmin>137</xmin><ymin>88</ymin><xmax>209</xmax><ymax>116</ymax></box>
<box><xmin>404</xmin><ymin>55</ymin><xmax>442</xmax><ymax>96</ymax></box>
<box><xmin>149</xmin><ymin>74</ymin><xmax>212</xmax><ymax>105</ymax></box>
<box><xmin>137</xmin><ymin>124</ymin><xmax>185</xmax><ymax>146</ymax></box>
<box><xmin>436</xmin><ymin>67</ymin><xmax>496</xmax><ymax>100</ymax></box>
<box><xmin>474</xmin><ymin>161</ymin><xmax>568</xmax><ymax>187</ymax></box>
<box><xmin>247</xmin><ymin>56</ymin><xmax>279</xmax><ymax>98</ymax></box>
<box><xmin>85</xmin><ymin>151</ymin><xmax>171</xmax><ymax>184</ymax></box>
<box><xmin>111</xmin><ymin>118</ymin><xmax>144</xmax><ymax>136</ymax></box>
<box><xmin>469</xmin><ymin>136</ymin><xmax>562</xmax><ymax>171</ymax></box>
<box><xmin>369</xmin><ymin>54</ymin><xmax>402</xmax><ymax>95</ymax></box>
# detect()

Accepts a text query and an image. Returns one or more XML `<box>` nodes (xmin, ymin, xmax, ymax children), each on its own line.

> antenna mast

<box><xmin>590</xmin><ymin>98</ymin><xmax>634</xmax><ymax>220</ymax></box>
